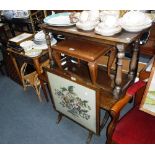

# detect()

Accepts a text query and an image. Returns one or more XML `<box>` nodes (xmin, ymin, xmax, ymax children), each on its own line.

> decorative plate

<box><xmin>44</xmin><ymin>12</ymin><xmax>75</xmax><ymax>26</ymax></box>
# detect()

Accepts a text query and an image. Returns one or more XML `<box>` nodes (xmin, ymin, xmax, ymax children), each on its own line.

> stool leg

<box><xmin>88</xmin><ymin>62</ymin><xmax>98</xmax><ymax>84</ymax></box>
<box><xmin>53</xmin><ymin>51</ymin><xmax>63</xmax><ymax>69</ymax></box>
<box><xmin>40</xmin><ymin>80</ymin><xmax>49</xmax><ymax>102</ymax></box>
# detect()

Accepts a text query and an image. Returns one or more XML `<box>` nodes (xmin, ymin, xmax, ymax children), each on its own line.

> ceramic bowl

<box><xmin>120</xmin><ymin>23</ymin><xmax>152</xmax><ymax>32</ymax></box>
<box><xmin>120</xmin><ymin>11</ymin><xmax>152</xmax><ymax>27</ymax></box>
<box><xmin>34</xmin><ymin>31</ymin><xmax>52</xmax><ymax>45</ymax></box>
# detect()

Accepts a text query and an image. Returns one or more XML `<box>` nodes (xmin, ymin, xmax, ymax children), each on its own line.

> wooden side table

<box><xmin>51</xmin><ymin>39</ymin><xmax>112</xmax><ymax>84</ymax></box>
<box><xmin>6</xmin><ymin>47</ymin><xmax>50</xmax><ymax>101</ymax></box>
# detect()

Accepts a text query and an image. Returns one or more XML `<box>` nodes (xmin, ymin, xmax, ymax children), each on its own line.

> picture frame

<box><xmin>140</xmin><ymin>59</ymin><xmax>155</xmax><ymax>116</ymax></box>
<box><xmin>45</xmin><ymin>68</ymin><xmax>100</xmax><ymax>135</ymax></box>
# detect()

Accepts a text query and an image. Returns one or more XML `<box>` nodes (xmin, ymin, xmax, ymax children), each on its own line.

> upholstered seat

<box><xmin>112</xmin><ymin>105</ymin><xmax>155</xmax><ymax>144</ymax></box>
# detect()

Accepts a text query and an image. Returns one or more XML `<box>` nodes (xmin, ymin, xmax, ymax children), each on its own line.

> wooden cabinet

<box><xmin>3</xmin><ymin>49</ymin><xmax>22</xmax><ymax>85</ymax></box>
<box><xmin>140</xmin><ymin>24</ymin><xmax>155</xmax><ymax>56</ymax></box>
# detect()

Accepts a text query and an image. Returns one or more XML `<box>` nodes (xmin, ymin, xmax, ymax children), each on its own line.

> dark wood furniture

<box><xmin>41</xmin><ymin>23</ymin><xmax>149</xmax><ymax>99</ymax></box>
<box><xmin>0</xmin><ymin>23</ymin><xmax>8</xmax><ymax>45</ymax></box>
<box><xmin>140</xmin><ymin>23</ymin><xmax>155</xmax><ymax>56</ymax></box>
<box><xmin>1</xmin><ymin>11</ymin><xmax>45</xmax><ymax>36</ymax></box>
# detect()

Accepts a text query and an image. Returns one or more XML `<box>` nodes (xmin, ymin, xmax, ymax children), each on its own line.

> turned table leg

<box><xmin>43</xmin><ymin>29</ymin><xmax>55</xmax><ymax>68</ymax></box>
<box><xmin>107</xmin><ymin>47</ymin><xmax>117</xmax><ymax>77</ymax></box>
<box><xmin>113</xmin><ymin>44</ymin><xmax>125</xmax><ymax>99</ymax></box>
<box><xmin>128</xmin><ymin>39</ymin><xmax>140</xmax><ymax>80</ymax></box>
<box><xmin>88</xmin><ymin>61</ymin><xmax>98</xmax><ymax>85</ymax></box>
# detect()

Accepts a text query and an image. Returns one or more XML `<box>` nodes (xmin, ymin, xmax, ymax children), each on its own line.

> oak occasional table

<box><xmin>41</xmin><ymin>23</ymin><xmax>150</xmax><ymax>99</ymax></box>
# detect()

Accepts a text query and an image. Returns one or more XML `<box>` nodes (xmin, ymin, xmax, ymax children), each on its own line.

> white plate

<box><xmin>121</xmin><ymin>23</ymin><xmax>152</xmax><ymax>32</ymax></box>
<box><xmin>44</xmin><ymin>12</ymin><xmax>75</xmax><ymax>26</ymax></box>
<box><xmin>33</xmin><ymin>38</ymin><xmax>57</xmax><ymax>50</ymax></box>
<box><xmin>25</xmin><ymin>49</ymin><xmax>42</xmax><ymax>57</ymax></box>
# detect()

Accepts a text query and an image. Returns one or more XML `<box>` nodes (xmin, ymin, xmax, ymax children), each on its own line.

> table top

<box><xmin>7</xmin><ymin>47</ymin><xmax>48</xmax><ymax>59</ymax></box>
<box><xmin>41</xmin><ymin>23</ymin><xmax>145</xmax><ymax>45</ymax></box>
<box><xmin>52</xmin><ymin>39</ymin><xmax>111</xmax><ymax>61</ymax></box>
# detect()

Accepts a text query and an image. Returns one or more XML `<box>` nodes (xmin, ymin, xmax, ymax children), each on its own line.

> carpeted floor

<box><xmin>0</xmin><ymin>54</ymin><xmax>151</xmax><ymax>144</ymax></box>
<box><xmin>0</xmin><ymin>74</ymin><xmax>135</xmax><ymax>144</ymax></box>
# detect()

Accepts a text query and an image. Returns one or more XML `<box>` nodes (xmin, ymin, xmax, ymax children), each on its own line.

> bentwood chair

<box><xmin>20</xmin><ymin>63</ymin><xmax>42</xmax><ymax>102</ymax></box>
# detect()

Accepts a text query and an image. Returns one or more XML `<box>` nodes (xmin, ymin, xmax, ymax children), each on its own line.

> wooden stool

<box><xmin>52</xmin><ymin>39</ymin><xmax>112</xmax><ymax>84</ymax></box>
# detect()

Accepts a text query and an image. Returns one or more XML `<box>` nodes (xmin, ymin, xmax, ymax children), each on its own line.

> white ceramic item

<box><xmin>33</xmin><ymin>38</ymin><xmax>57</xmax><ymax>50</ymax></box>
<box><xmin>44</xmin><ymin>12</ymin><xmax>74</xmax><ymax>26</ymax></box>
<box><xmin>119</xmin><ymin>11</ymin><xmax>152</xmax><ymax>32</ymax></box>
<box><xmin>20</xmin><ymin>40</ymin><xmax>34</xmax><ymax>52</ymax></box>
<box><xmin>76</xmin><ymin>21</ymin><xmax>99</xmax><ymax>31</ymax></box>
<box><xmin>25</xmin><ymin>49</ymin><xmax>42</xmax><ymax>57</ymax></box>
<box><xmin>100</xmin><ymin>10</ymin><xmax>120</xmax><ymax>22</ymax></box>
<box><xmin>95</xmin><ymin>25</ymin><xmax>122</xmax><ymax>36</ymax></box>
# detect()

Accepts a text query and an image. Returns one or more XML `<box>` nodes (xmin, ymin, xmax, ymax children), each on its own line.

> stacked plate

<box><xmin>119</xmin><ymin>11</ymin><xmax>152</xmax><ymax>32</ymax></box>
<box><xmin>33</xmin><ymin>31</ymin><xmax>57</xmax><ymax>50</ymax></box>
<box><xmin>95</xmin><ymin>25</ymin><xmax>122</xmax><ymax>36</ymax></box>
<box><xmin>76</xmin><ymin>10</ymin><xmax>100</xmax><ymax>31</ymax></box>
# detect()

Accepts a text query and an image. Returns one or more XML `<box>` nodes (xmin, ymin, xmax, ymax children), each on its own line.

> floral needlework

<box><xmin>55</xmin><ymin>86</ymin><xmax>91</xmax><ymax>120</ymax></box>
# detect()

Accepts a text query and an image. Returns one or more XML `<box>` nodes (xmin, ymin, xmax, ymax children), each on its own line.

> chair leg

<box><xmin>100</xmin><ymin>111</ymin><xmax>110</xmax><ymax>130</ymax></box>
<box><xmin>34</xmin><ymin>85</ymin><xmax>42</xmax><ymax>102</ymax></box>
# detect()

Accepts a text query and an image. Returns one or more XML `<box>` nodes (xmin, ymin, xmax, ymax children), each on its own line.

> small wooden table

<box><xmin>7</xmin><ymin>47</ymin><xmax>49</xmax><ymax>101</ymax></box>
<box><xmin>52</xmin><ymin>39</ymin><xmax>112</xmax><ymax>84</ymax></box>
<box><xmin>41</xmin><ymin>24</ymin><xmax>149</xmax><ymax>99</ymax></box>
